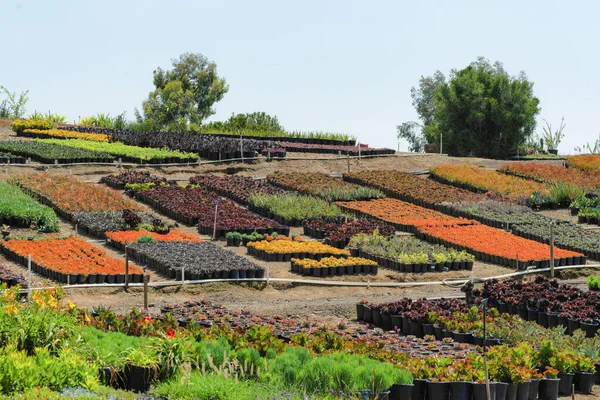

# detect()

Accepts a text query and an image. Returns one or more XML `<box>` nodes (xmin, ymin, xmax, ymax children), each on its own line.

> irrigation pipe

<box><xmin>17</xmin><ymin>263</ymin><xmax>600</xmax><ymax>294</ymax></box>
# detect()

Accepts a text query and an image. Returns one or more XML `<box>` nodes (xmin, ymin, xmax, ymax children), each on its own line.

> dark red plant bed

<box><xmin>303</xmin><ymin>217</ymin><xmax>395</xmax><ymax>246</ymax></box>
<box><xmin>276</xmin><ymin>141</ymin><xmax>395</xmax><ymax>156</ymax></box>
<box><xmin>189</xmin><ymin>175</ymin><xmax>287</xmax><ymax>205</ymax></box>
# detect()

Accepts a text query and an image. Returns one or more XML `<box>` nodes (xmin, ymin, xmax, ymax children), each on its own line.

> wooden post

<box><xmin>143</xmin><ymin>268</ymin><xmax>148</xmax><ymax>311</ymax></box>
<box><xmin>125</xmin><ymin>245</ymin><xmax>129</xmax><ymax>291</ymax></box>
<box><xmin>212</xmin><ymin>201</ymin><xmax>219</xmax><ymax>240</ymax></box>
<box><xmin>182</xmin><ymin>266</ymin><xmax>185</xmax><ymax>285</ymax></box>
<box><xmin>347</xmin><ymin>153</ymin><xmax>350</xmax><ymax>173</ymax></box>
<box><xmin>550</xmin><ymin>222</ymin><xmax>555</xmax><ymax>278</ymax></box>
<box><xmin>27</xmin><ymin>255</ymin><xmax>32</xmax><ymax>302</ymax></box>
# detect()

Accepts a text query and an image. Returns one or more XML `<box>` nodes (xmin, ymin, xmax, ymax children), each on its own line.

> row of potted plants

<box><xmin>134</xmin><ymin>185</ymin><xmax>287</xmax><ymax>237</ymax></box>
<box><xmin>105</xmin><ymin>229</ymin><xmax>202</xmax><ymax>251</ymax></box>
<box><xmin>567</xmin><ymin>154</ymin><xmax>600</xmax><ymax>172</ymax></box>
<box><xmin>336</xmin><ymin>198</ymin><xmax>463</xmax><ymax>233</ymax></box>
<box><xmin>499</xmin><ymin>162</ymin><xmax>600</xmax><ymax>191</ymax></box>
<box><xmin>290</xmin><ymin>256</ymin><xmax>378</xmax><ymax>277</ymax></box>
<box><xmin>100</xmin><ymin>171</ymin><xmax>172</xmax><ymax>190</ymax></box>
<box><xmin>71</xmin><ymin>210</ymin><xmax>168</xmax><ymax>239</ymax></box>
<box><xmin>274</xmin><ymin>141</ymin><xmax>395</xmax><ymax>156</ymax></box>
<box><xmin>0</xmin><ymin>140</ymin><xmax>115</xmax><ymax>164</ymax></box>
<box><xmin>0</xmin><ymin>151</ymin><xmax>26</xmax><ymax>164</ymax></box>
<box><xmin>9</xmin><ymin>118</ymin><xmax>55</xmax><ymax>134</ymax></box>
<box><xmin>343</xmin><ymin>170</ymin><xmax>484</xmax><ymax>208</ymax></box>
<box><xmin>302</xmin><ymin>216</ymin><xmax>395</xmax><ymax>248</ymax></box>
<box><xmin>267</xmin><ymin>172</ymin><xmax>385</xmax><ymax>201</ymax></box>
<box><xmin>225</xmin><ymin>231</ymin><xmax>303</xmax><ymax>246</ymax></box>
<box><xmin>247</xmin><ymin>193</ymin><xmax>343</xmax><ymax>226</ymax></box>
<box><xmin>348</xmin><ymin>232</ymin><xmax>475</xmax><ymax>273</ymax></box>
<box><xmin>0</xmin><ymin>236</ymin><xmax>144</xmax><ymax>284</ymax></box>
<box><xmin>37</xmin><ymin>138</ymin><xmax>200</xmax><ymax>164</ymax></box>
<box><xmin>416</xmin><ymin>221</ymin><xmax>584</xmax><ymax>267</ymax></box>
<box><xmin>247</xmin><ymin>240</ymin><xmax>349</xmax><ymax>262</ymax></box>
<box><xmin>0</xmin><ymin>181</ymin><xmax>61</xmax><ymax>233</ymax></box>
<box><xmin>477</xmin><ymin>276</ymin><xmax>600</xmax><ymax>337</ymax></box>
<box><xmin>128</xmin><ymin>241</ymin><xmax>265</xmax><ymax>280</ymax></box>
<box><xmin>189</xmin><ymin>174</ymin><xmax>287</xmax><ymax>205</ymax></box>
<box><xmin>20</xmin><ymin>128</ymin><xmax>110</xmax><ymax>142</ymax></box>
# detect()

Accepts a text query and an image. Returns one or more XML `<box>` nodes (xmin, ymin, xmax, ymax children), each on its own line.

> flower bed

<box><xmin>291</xmin><ymin>256</ymin><xmax>378</xmax><ymax>277</ymax></box>
<box><xmin>72</xmin><ymin>210</ymin><xmax>166</xmax><ymax>239</ymax></box>
<box><xmin>9</xmin><ymin>118</ymin><xmax>54</xmax><ymax>134</ymax></box>
<box><xmin>336</xmin><ymin>198</ymin><xmax>464</xmax><ymax>233</ymax></box>
<box><xmin>14</xmin><ymin>173</ymin><xmax>142</xmax><ymax>220</ymax></box>
<box><xmin>36</xmin><ymin>139</ymin><xmax>198</xmax><ymax>164</ymax></box>
<box><xmin>135</xmin><ymin>185</ymin><xmax>288</xmax><ymax>237</ymax></box>
<box><xmin>128</xmin><ymin>241</ymin><xmax>264</xmax><ymax>280</ymax></box>
<box><xmin>247</xmin><ymin>240</ymin><xmax>349</xmax><ymax>262</ymax></box>
<box><xmin>267</xmin><ymin>172</ymin><xmax>384</xmax><ymax>201</ymax></box>
<box><xmin>100</xmin><ymin>171</ymin><xmax>172</xmax><ymax>190</ymax></box>
<box><xmin>499</xmin><ymin>162</ymin><xmax>600</xmax><ymax>190</ymax></box>
<box><xmin>276</xmin><ymin>141</ymin><xmax>395</xmax><ymax>156</ymax></box>
<box><xmin>567</xmin><ymin>155</ymin><xmax>600</xmax><ymax>172</ymax></box>
<box><xmin>430</xmin><ymin>164</ymin><xmax>551</xmax><ymax>204</ymax></box>
<box><xmin>344</xmin><ymin>170</ymin><xmax>484</xmax><ymax>207</ymax></box>
<box><xmin>248</xmin><ymin>193</ymin><xmax>343</xmax><ymax>226</ymax></box>
<box><xmin>0</xmin><ymin>182</ymin><xmax>60</xmax><ymax>232</ymax></box>
<box><xmin>348</xmin><ymin>233</ymin><xmax>474</xmax><ymax>273</ymax></box>
<box><xmin>106</xmin><ymin>229</ymin><xmax>203</xmax><ymax>251</ymax></box>
<box><xmin>0</xmin><ymin>141</ymin><xmax>114</xmax><ymax>164</ymax></box>
<box><xmin>0</xmin><ymin>237</ymin><xmax>143</xmax><ymax>284</ymax></box>
<box><xmin>21</xmin><ymin>128</ymin><xmax>109</xmax><ymax>142</ymax></box>
<box><xmin>189</xmin><ymin>175</ymin><xmax>286</xmax><ymax>205</ymax></box>
<box><xmin>416</xmin><ymin>221</ymin><xmax>584</xmax><ymax>267</ymax></box>
<box><xmin>302</xmin><ymin>217</ymin><xmax>396</xmax><ymax>247</ymax></box>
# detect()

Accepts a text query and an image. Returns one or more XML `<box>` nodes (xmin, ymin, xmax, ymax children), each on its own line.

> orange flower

<box><xmin>106</xmin><ymin>229</ymin><xmax>202</xmax><ymax>244</ymax></box>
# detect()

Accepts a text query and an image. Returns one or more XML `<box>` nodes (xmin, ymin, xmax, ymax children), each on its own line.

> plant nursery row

<box><xmin>0</xmin><ymin>181</ymin><xmax>60</xmax><ymax>233</ymax></box>
<box><xmin>499</xmin><ymin>162</ymin><xmax>600</xmax><ymax>190</ymax></box>
<box><xmin>0</xmin><ymin>140</ymin><xmax>114</xmax><ymax>164</ymax></box>
<box><xmin>247</xmin><ymin>240</ymin><xmax>349</xmax><ymax>262</ymax></box>
<box><xmin>290</xmin><ymin>256</ymin><xmax>378</xmax><ymax>277</ymax></box>
<box><xmin>302</xmin><ymin>216</ymin><xmax>395</xmax><ymax>248</ymax></box>
<box><xmin>189</xmin><ymin>174</ymin><xmax>286</xmax><ymax>205</ymax></box>
<box><xmin>20</xmin><ymin>128</ymin><xmax>110</xmax><ymax>142</ymax></box>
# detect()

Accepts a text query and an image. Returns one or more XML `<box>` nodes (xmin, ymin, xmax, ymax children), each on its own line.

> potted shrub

<box><xmin>538</xmin><ymin>367</ymin><xmax>560</xmax><ymax>400</ymax></box>
<box><xmin>574</xmin><ymin>354</ymin><xmax>595</xmax><ymax>394</ymax></box>
<box><xmin>541</xmin><ymin>117</ymin><xmax>565</xmax><ymax>155</ymax></box>
<box><xmin>123</xmin><ymin>347</ymin><xmax>159</xmax><ymax>392</ymax></box>
<box><xmin>550</xmin><ymin>350</ymin><xmax>576</xmax><ymax>395</ymax></box>
<box><xmin>389</xmin><ymin>369</ymin><xmax>414</xmax><ymax>400</ymax></box>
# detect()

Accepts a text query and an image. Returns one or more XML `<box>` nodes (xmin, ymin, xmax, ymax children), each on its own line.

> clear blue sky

<box><xmin>1</xmin><ymin>0</ymin><xmax>598</xmax><ymax>153</ymax></box>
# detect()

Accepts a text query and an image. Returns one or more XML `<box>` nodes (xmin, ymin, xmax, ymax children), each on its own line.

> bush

<box><xmin>136</xmin><ymin>235</ymin><xmax>156</xmax><ymax>244</ymax></box>
<box><xmin>9</xmin><ymin>119</ymin><xmax>54</xmax><ymax>134</ymax></box>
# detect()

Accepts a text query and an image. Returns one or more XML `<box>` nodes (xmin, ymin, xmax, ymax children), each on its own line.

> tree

<box><xmin>397</xmin><ymin>72</ymin><xmax>445</xmax><ymax>152</ymax></box>
<box><xmin>430</xmin><ymin>58</ymin><xmax>540</xmax><ymax>159</ymax></box>
<box><xmin>137</xmin><ymin>53</ymin><xmax>229</xmax><ymax>131</ymax></box>
<box><xmin>0</xmin><ymin>86</ymin><xmax>29</xmax><ymax>118</ymax></box>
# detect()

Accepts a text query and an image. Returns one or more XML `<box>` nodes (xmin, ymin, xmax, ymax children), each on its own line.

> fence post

<box><xmin>212</xmin><ymin>200</ymin><xmax>219</xmax><ymax>240</ymax></box>
<box><xmin>125</xmin><ymin>245</ymin><xmax>129</xmax><ymax>291</ymax></box>
<box><xmin>182</xmin><ymin>266</ymin><xmax>185</xmax><ymax>285</ymax></box>
<box><xmin>143</xmin><ymin>267</ymin><xmax>148</xmax><ymax>311</ymax></box>
<box><xmin>550</xmin><ymin>222</ymin><xmax>555</xmax><ymax>277</ymax></box>
<box><xmin>27</xmin><ymin>255</ymin><xmax>32</xmax><ymax>302</ymax></box>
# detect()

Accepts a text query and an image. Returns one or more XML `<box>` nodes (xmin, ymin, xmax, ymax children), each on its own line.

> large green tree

<box><xmin>430</xmin><ymin>58</ymin><xmax>540</xmax><ymax>159</ymax></box>
<box><xmin>137</xmin><ymin>53</ymin><xmax>229</xmax><ymax>131</ymax></box>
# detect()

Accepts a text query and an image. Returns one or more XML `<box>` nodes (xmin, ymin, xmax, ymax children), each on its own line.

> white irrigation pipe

<box><xmin>17</xmin><ymin>263</ymin><xmax>600</xmax><ymax>294</ymax></box>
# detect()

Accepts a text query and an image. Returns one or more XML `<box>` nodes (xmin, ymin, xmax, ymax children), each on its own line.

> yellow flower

<box><xmin>67</xmin><ymin>300</ymin><xmax>76</xmax><ymax>311</ymax></box>
<box><xmin>3</xmin><ymin>304</ymin><xmax>17</xmax><ymax>316</ymax></box>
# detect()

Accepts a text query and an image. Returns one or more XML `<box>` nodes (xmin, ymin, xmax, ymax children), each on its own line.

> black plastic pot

<box><xmin>426</xmin><ymin>381</ymin><xmax>449</xmax><ymax>400</ymax></box>
<box><xmin>495</xmin><ymin>382</ymin><xmax>508</xmax><ymax>400</ymax></box>
<box><xmin>537</xmin><ymin>311</ymin><xmax>548</xmax><ymax>328</ymax></box>
<box><xmin>527</xmin><ymin>379</ymin><xmax>539</xmax><ymax>400</ymax></box>
<box><xmin>580</xmin><ymin>321</ymin><xmax>599</xmax><ymax>338</ymax></box>
<box><xmin>567</xmin><ymin>318</ymin><xmax>580</xmax><ymax>335</ymax></box>
<box><xmin>401</xmin><ymin>315</ymin><xmax>410</xmax><ymax>335</ymax></box>
<box><xmin>538</xmin><ymin>378</ymin><xmax>559</xmax><ymax>400</ymax></box>
<box><xmin>473</xmin><ymin>382</ymin><xmax>496</xmax><ymax>400</ymax></box>
<box><xmin>505</xmin><ymin>382</ymin><xmax>518</xmax><ymax>400</ymax></box>
<box><xmin>423</xmin><ymin>323</ymin><xmax>435</xmax><ymax>336</ymax></box>
<box><xmin>450</xmin><ymin>381</ymin><xmax>472</xmax><ymax>400</ymax></box>
<box><xmin>389</xmin><ymin>383</ymin><xmax>413</xmax><ymax>400</ymax></box>
<box><xmin>356</xmin><ymin>303</ymin><xmax>364</xmax><ymax>320</ymax></box>
<box><xmin>546</xmin><ymin>312</ymin><xmax>558</xmax><ymax>328</ymax></box>
<box><xmin>373</xmin><ymin>309</ymin><xmax>383</xmax><ymax>327</ymax></box>
<box><xmin>363</xmin><ymin>307</ymin><xmax>373</xmax><ymax>323</ymax></box>
<box><xmin>557</xmin><ymin>372</ymin><xmax>574</xmax><ymax>395</ymax></box>
<box><xmin>575</xmin><ymin>371</ymin><xmax>594</xmax><ymax>394</ymax></box>
<box><xmin>410</xmin><ymin>321</ymin><xmax>424</xmax><ymax>338</ymax></box>
<box><xmin>516</xmin><ymin>381</ymin><xmax>530</xmax><ymax>400</ymax></box>
<box><xmin>124</xmin><ymin>364</ymin><xmax>155</xmax><ymax>393</ymax></box>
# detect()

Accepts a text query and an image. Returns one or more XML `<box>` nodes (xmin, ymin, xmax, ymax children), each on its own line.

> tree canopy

<box><xmin>137</xmin><ymin>53</ymin><xmax>229</xmax><ymax>131</ymax></box>
<box><xmin>398</xmin><ymin>58</ymin><xmax>541</xmax><ymax>159</ymax></box>
<box><xmin>203</xmin><ymin>112</ymin><xmax>284</xmax><ymax>134</ymax></box>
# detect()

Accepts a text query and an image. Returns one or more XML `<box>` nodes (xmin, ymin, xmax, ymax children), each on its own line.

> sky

<box><xmin>1</xmin><ymin>0</ymin><xmax>598</xmax><ymax>154</ymax></box>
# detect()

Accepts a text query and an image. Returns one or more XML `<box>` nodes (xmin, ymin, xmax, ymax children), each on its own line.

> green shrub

<box><xmin>9</xmin><ymin>119</ymin><xmax>54</xmax><ymax>134</ymax></box>
<box><xmin>136</xmin><ymin>235</ymin><xmax>156</xmax><ymax>244</ymax></box>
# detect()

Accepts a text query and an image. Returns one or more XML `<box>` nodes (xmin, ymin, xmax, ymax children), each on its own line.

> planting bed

<box><xmin>247</xmin><ymin>240</ymin><xmax>349</xmax><ymax>262</ymax></box>
<box><xmin>290</xmin><ymin>256</ymin><xmax>379</xmax><ymax>277</ymax></box>
<box><xmin>248</xmin><ymin>193</ymin><xmax>343</xmax><ymax>226</ymax></box>
<box><xmin>499</xmin><ymin>162</ymin><xmax>600</xmax><ymax>190</ymax></box>
<box><xmin>128</xmin><ymin>241</ymin><xmax>265</xmax><ymax>280</ymax></box>
<box><xmin>20</xmin><ymin>128</ymin><xmax>109</xmax><ymax>142</ymax></box>
<box><xmin>348</xmin><ymin>233</ymin><xmax>474</xmax><ymax>273</ymax></box>
<box><xmin>416</xmin><ymin>221</ymin><xmax>584</xmax><ymax>268</ymax></box>
<box><xmin>0</xmin><ymin>265</ymin><xmax>27</xmax><ymax>288</ymax></box>
<box><xmin>100</xmin><ymin>171</ymin><xmax>172</xmax><ymax>190</ymax></box>
<box><xmin>0</xmin><ymin>181</ymin><xmax>60</xmax><ymax>233</ymax></box>
<box><xmin>276</xmin><ymin>141</ymin><xmax>395</xmax><ymax>155</ymax></box>
<box><xmin>71</xmin><ymin>210</ymin><xmax>166</xmax><ymax>239</ymax></box>
<box><xmin>105</xmin><ymin>229</ymin><xmax>202</xmax><ymax>251</ymax></box>
<box><xmin>567</xmin><ymin>154</ymin><xmax>600</xmax><ymax>172</ymax></box>
<box><xmin>0</xmin><ymin>237</ymin><xmax>143</xmax><ymax>284</ymax></box>
<box><xmin>0</xmin><ymin>140</ymin><xmax>114</xmax><ymax>164</ymax></box>
<box><xmin>302</xmin><ymin>217</ymin><xmax>395</xmax><ymax>248</ymax></box>
<box><xmin>134</xmin><ymin>185</ymin><xmax>288</xmax><ymax>237</ymax></box>
<box><xmin>344</xmin><ymin>170</ymin><xmax>484</xmax><ymax>207</ymax></box>
<box><xmin>430</xmin><ymin>164</ymin><xmax>551</xmax><ymax>204</ymax></box>
<box><xmin>189</xmin><ymin>174</ymin><xmax>286</xmax><ymax>205</ymax></box>
<box><xmin>37</xmin><ymin>138</ymin><xmax>199</xmax><ymax>164</ymax></box>
<box><xmin>268</xmin><ymin>172</ymin><xmax>384</xmax><ymax>201</ymax></box>
<box><xmin>0</xmin><ymin>151</ymin><xmax>26</xmax><ymax>164</ymax></box>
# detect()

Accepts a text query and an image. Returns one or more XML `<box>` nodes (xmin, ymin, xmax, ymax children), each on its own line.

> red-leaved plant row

<box><xmin>302</xmin><ymin>217</ymin><xmax>396</xmax><ymax>248</ymax></box>
<box><xmin>415</xmin><ymin>221</ymin><xmax>583</xmax><ymax>266</ymax></box>
<box><xmin>275</xmin><ymin>141</ymin><xmax>395</xmax><ymax>156</ymax></box>
<box><xmin>343</xmin><ymin>170</ymin><xmax>485</xmax><ymax>207</ymax></box>
<box><xmin>0</xmin><ymin>237</ymin><xmax>143</xmax><ymax>285</ymax></box>
<box><xmin>498</xmin><ymin>162</ymin><xmax>600</xmax><ymax>190</ymax></box>
<box><xmin>135</xmin><ymin>185</ymin><xmax>288</xmax><ymax>237</ymax></box>
<box><xmin>189</xmin><ymin>175</ymin><xmax>286</xmax><ymax>205</ymax></box>
<box><xmin>475</xmin><ymin>276</ymin><xmax>600</xmax><ymax>336</ymax></box>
